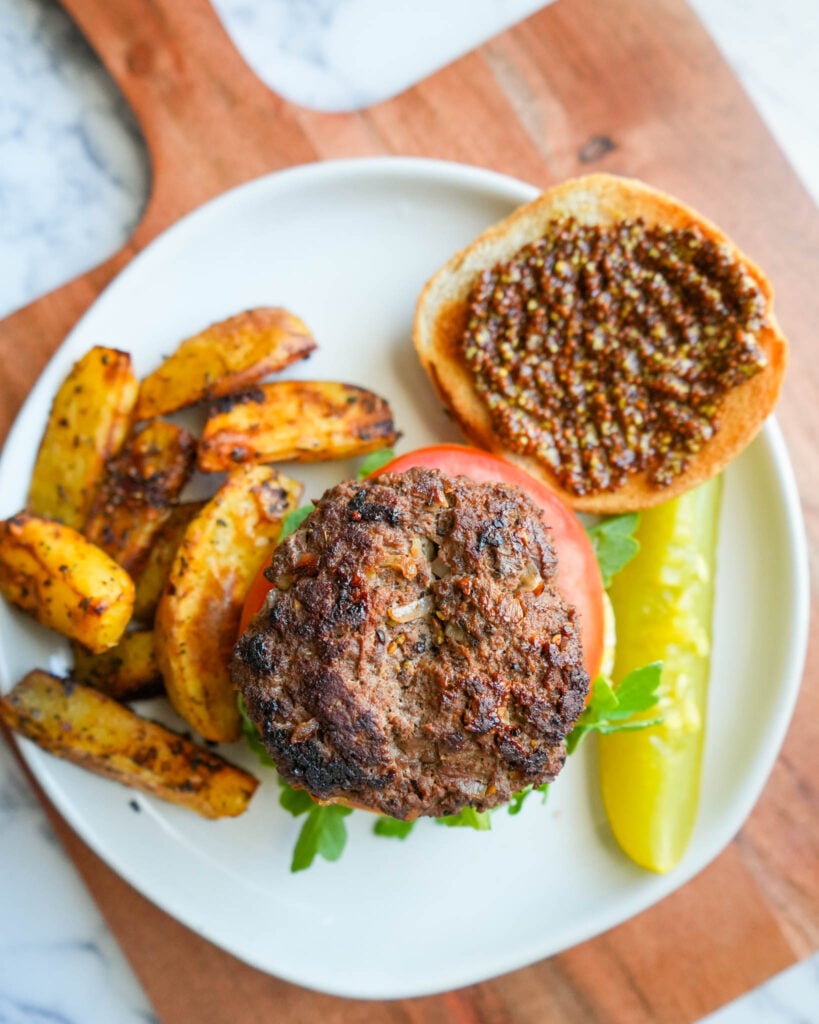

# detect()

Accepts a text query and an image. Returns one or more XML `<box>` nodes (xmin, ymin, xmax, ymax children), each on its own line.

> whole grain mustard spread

<box><xmin>460</xmin><ymin>217</ymin><xmax>768</xmax><ymax>495</ymax></box>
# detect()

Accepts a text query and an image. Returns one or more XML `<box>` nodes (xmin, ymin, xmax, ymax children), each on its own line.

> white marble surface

<box><xmin>700</xmin><ymin>955</ymin><xmax>819</xmax><ymax>1024</ymax></box>
<box><xmin>214</xmin><ymin>0</ymin><xmax>549</xmax><ymax>113</ymax></box>
<box><xmin>0</xmin><ymin>0</ymin><xmax>818</xmax><ymax>1021</ymax></box>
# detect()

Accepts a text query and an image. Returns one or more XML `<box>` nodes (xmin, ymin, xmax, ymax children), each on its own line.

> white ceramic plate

<box><xmin>0</xmin><ymin>159</ymin><xmax>809</xmax><ymax>999</ymax></box>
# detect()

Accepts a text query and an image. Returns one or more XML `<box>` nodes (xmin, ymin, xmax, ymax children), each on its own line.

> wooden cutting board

<box><xmin>2</xmin><ymin>0</ymin><xmax>817</xmax><ymax>1020</ymax></box>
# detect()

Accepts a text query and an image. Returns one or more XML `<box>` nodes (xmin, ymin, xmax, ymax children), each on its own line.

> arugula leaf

<box><xmin>357</xmin><ymin>448</ymin><xmax>396</xmax><ymax>479</ymax></box>
<box><xmin>586</xmin><ymin>513</ymin><xmax>640</xmax><ymax>587</ymax></box>
<box><xmin>279</xmin><ymin>503</ymin><xmax>315</xmax><ymax>541</ymax></box>
<box><xmin>238</xmin><ymin>694</ymin><xmax>353</xmax><ymax>871</ymax></box>
<box><xmin>237</xmin><ymin>694</ymin><xmax>276</xmax><ymax>767</ymax></box>
<box><xmin>436</xmin><ymin>807</ymin><xmax>492</xmax><ymax>830</ymax></box>
<box><xmin>566</xmin><ymin>663</ymin><xmax>664</xmax><ymax>754</ymax></box>
<box><xmin>375</xmin><ymin>807</ymin><xmax>492</xmax><ymax>838</ymax></box>
<box><xmin>374</xmin><ymin>817</ymin><xmax>416</xmax><ymax>839</ymax></box>
<box><xmin>278</xmin><ymin>783</ymin><xmax>315</xmax><ymax>816</ymax></box>
<box><xmin>507</xmin><ymin>787</ymin><xmax>530</xmax><ymax>816</ymax></box>
<box><xmin>614</xmin><ymin>665</ymin><xmax>668</xmax><ymax>716</ymax></box>
<box><xmin>276</xmin><ymin>779</ymin><xmax>353</xmax><ymax>871</ymax></box>
<box><xmin>291</xmin><ymin>803</ymin><xmax>353</xmax><ymax>872</ymax></box>
<box><xmin>507</xmin><ymin>782</ymin><xmax>551</xmax><ymax>815</ymax></box>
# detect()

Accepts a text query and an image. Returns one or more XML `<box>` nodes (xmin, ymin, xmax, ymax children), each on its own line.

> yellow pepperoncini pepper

<box><xmin>599</xmin><ymin>475</ymin><xmax>723</xmax><ymax>873</ymax></box>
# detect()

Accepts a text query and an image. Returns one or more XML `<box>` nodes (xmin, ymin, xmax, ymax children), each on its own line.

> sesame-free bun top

<box><xmin>413</xmin><ymin>173</ymin><xmax>788</xmax><ymax>513</ymax></box>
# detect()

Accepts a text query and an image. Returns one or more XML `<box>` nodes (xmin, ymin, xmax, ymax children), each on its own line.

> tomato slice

<box><xmin>239</xmin><ymin>444</ymin><xmax>605</xmax><ymax>680</ymax></box>
<box><xmin>240</xmin><ymin>553</ymin><xmax>277</xmax><ymax>636</ymax></box>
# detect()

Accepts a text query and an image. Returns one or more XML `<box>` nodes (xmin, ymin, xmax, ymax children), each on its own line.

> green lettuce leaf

<box><xmin>507</xmin><ymin>782</ymin><xmax>551</xmax><ymax>815</ymax></box>
<box><xmin>586</xmin><ymin>513</ymin><xmax>640</xmax><ymax>587</ymax></box>
<box><xmin>238</xmin><ymin>693</ymin><xmax>352</xmax><ymax>871</ymax></box>
<box><xmin>276</xmin><ymin>782</ymin><xmax>353</xmax><ymax>872</ymax></box>
<box><xmin>566</xmin><ymin>663</ymin><xmax>664</xmax><ymax>754</ymax></box>
<box><xmin>279</xmin><ymin>503</ymin><xmax>315</xmax><ymax>541</ymax></box>
<box><xmin>373</xmin><ymin>817</ymin><xmax>416</xmax><ymax>839</ymax></box>
<box><xmin>436</xmin><ymin>807</ymin><xmax>492</xmax><ymax>830</ymax></box>
<box><xmin>237</xmin><ymin>693</ymin><xmax>275</xmax><ymax>768</ymax></box>
<box><xmin>278</xmin><ymin>783</ymin><xmax>314</xmax><ymax>816</ymax></box>
<box><xmin>357</xmin><ymin>448</ymin><xmax>396</xmax><ymax>479</ymax></box>
<box><xmin>289</xmin><ymin>803</ymin><xmax>353</xmax><ymax>872</ymax></box>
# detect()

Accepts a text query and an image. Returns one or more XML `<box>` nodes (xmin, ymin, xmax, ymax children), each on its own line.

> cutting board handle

<box><xmin>0</xmin><ymin>0</ymin><xmax>320</xmax><ymax>439</ymax></box>
<box><xmin>60</xmin><ymin>0</ymin><xmax>315</xmax><ymax>239</ymax></box>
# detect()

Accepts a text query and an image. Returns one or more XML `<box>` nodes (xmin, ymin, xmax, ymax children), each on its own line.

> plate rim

<box><xmin>0</xmin><ymin>155</ymin><xmax>811</xmax><ymax>999</ymax></box>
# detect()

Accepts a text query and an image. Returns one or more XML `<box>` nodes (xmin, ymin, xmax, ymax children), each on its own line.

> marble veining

<box><xmin>0</xmin><ymin>0</ymin><xmax>148</xmax><ymax>320</ymax></box>
<box><xmin>0</xmin><ymin>741</ymin><xmax>159</xmax><ymax>1023</ymax></box>
<box><xmin>210</xmin><ymin>0</ymin><xmax>549</xmax><ymax>112</ymax></box>
<box><xmin>1</xmin><ymin>0</ymin><xmax>819</xmax><ymax>321</ymax></box>
<box><xmin>0</xmin><ymin>0</ymin><xmax>817</xmax><ymax>1021</ymax></box>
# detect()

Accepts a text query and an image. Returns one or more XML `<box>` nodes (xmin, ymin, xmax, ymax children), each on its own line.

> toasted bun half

<box><xmin>413</xmin><ymin>173</ymin><xmax>788</xmax><ymax>513</ymax></box>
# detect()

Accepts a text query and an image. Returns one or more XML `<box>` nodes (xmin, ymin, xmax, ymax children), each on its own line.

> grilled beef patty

<box><xmin>233</xmin><ymin>467</ymin><xmax>589</xmax><ymax>819</ymax></box>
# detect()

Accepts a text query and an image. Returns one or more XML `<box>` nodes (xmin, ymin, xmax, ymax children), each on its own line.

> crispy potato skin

<box><xmin>72</xmin><ymin>630</ymin><xmax>162</xmax><ymax>702</ymax></box>
<box><xmin>135</xmin><ymin>307</ymin><xmax>316</xmax><ymax>420</ymax></box>
<box><xmin>154</xmin><ymin>466</ymin><xmax>302</xmax><ymax>742</ymax></box>
<box><xmin>0</xmin><ymin>512</ymin><xmax>134</xmax><ymax>653</ymax></box>
<box><xmin>197</xmin><ymin>381</ymin><xmax>398</xmax><ymax>471</ymax></box>
<box><xmin>0</xmin><ymin>671</ymin><xmax>258</xmax><ymax>819</ymax></box>
<box><xmin>28</xmin><ymin>347</ymin><xmax>138</xmax><ymax>529</ymax></box>
<box><xmin>84</xmin><ymin>420</ymin><xmax>196</xmax><ymax>576</ymax></box>
<box><xmin>131</xmin><ymin>501</ymin><xmax>205</xmax><ymax>624</ymax></box>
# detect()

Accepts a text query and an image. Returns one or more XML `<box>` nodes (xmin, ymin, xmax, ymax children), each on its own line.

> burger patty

<box><xmin>232</xmin><ymin>467</ymin><xmax>589</xmax><ymax>819</ymax></box>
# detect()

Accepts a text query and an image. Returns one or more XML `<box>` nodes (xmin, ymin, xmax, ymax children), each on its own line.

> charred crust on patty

<box><xmin>235</xmin><ymin>632</ymin><xmax>275</xmax><ymax>675</ymax></box>
<box><xmin>347</xmin><ymin>487</ymin><xmax>402</xmax><ymax>526</ymax></box>
<box><xmin>232</xmin><ymin>467</ymin><xmax>589</xmax><ymax>819</ymax></box>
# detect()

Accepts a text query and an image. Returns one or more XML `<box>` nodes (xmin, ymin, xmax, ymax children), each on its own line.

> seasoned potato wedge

<box><xmin>28</xmin><ymin>347</ymin><xmax>138</xmax><ymax>529</ymax></box>
<box><xmin>135</xmin><ymin>307</ymin><xmax>316</xmax><ymax>420</ymax></box>
<box><xmin>72</xmin><ymin>630</ymin><xmax>162</xmax><ymax>701</ymax></box>
<box><xmin>131</xmin><ymin>501</ymin><xmax>205</xmax><ymax>624</ymax></box>
<box><xmin>84</xmin><ymin>420</ymin><xmax>196</xmax><ymax>575</ymax></box>
<box><xmin>0</xmin><ymin>512</ymin><xmax>134</xmax><ymax>653</ymax></box>
<box><xmin>155</xmin><ymin>466</ymin><xmax>302</xmax><ymax>742</ymax></box>
<box><xmin>0</xmin><ymin>671</ymin><xmax>258</xmax><ymax>819</ymax></box>
<box><xmin>197</xmin><ymin>381</ymin><xmax>398</xmax><ymax>471</ymax></box>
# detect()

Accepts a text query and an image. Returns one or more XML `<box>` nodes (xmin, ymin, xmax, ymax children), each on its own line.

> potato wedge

<box><xmin>0</xmin><ymin>670</ymin><xmax>258</xmax><ymax>819</ymax></box>
<box><xmin>155</xmin><ymin>466</ymin><xmax>302</xmax><ymax>742</ymax></box>
<box><xmin>72</xmin><ymin>630</ymin><xmax>162</xmax><ymax>701</ymax></box>
<box><xmin>197</xmin><ymin>381</ymin><xmax>398</xmax><ymax>471</ymax></box>
<box><xmin>0</xmin><ymin>512</ymin><xmax>134</xmax><ymax>653</ymax></box>
<box><xmin>131</xmin><ymin>501</ymin><xmax>205</xmax><ymax>624</ymax></box>
<box><xmin>28</xmin><ymin>347</ymin><xmax>138</xmax><ymax>529</ymax></box>
<box><xmin>135</xmin><ymin>307</ymin><xmax>316</xmax><ymax>420</ymax></box>
<box><xmin>84</xmin><ymin>420</ymin><xmax>196</xmax><ymax>575</ymax></box>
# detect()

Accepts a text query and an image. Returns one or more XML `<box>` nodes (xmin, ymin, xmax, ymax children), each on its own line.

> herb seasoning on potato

<box><xmin>135</xmin><ymin>307</ymin><xmax>316</xmax><ymax>420</ymax></box>
<box><xmin>84</xmin><ymin>419</ymin><xmax>196</xmax><ymax>576</ymax></box>
<box><xmin>28</xmin><ymin>346</ymin><xmax>138</xmax><ymax>529</ymax></box>
<box><xmin>0</xmin><ymin>671</ymin><xmax>257</xmax><ymax>819</ymax></box>
<box><xmin>154</xmin><ymin>465</ymin><xmax>302</xmax><ymax>742</ymax></box>
<box><xmin>0</xmin><ymin>512</ymin><xmax>134</xmax><ymax>653</ymax></box>
<box><xmin>197</xmin><ymin>381</ymin><xmax>398</xmax><ymax>471</ymax></box>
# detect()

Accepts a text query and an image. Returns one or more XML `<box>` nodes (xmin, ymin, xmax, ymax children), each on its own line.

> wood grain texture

<box><xmin>1</xmin><ymin>0</ymin><xmax>817</xmax><ymax>1020</ymax></box>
